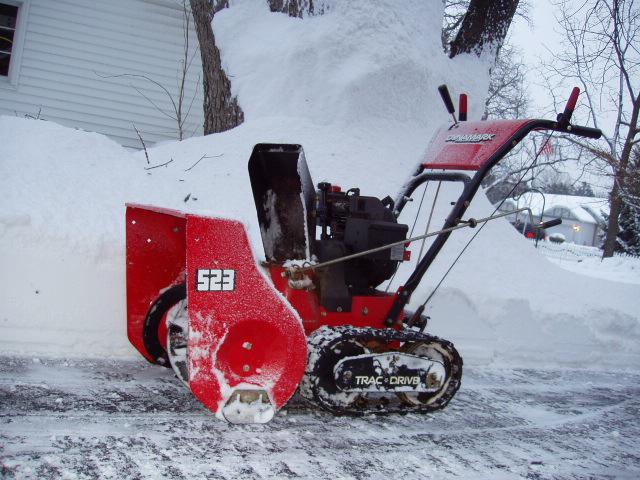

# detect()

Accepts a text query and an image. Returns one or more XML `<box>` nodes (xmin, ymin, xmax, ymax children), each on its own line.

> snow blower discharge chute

<box><xmin>126</xmin><ymin>87</ymin><xmax>601</xmax><ymax>423</ymax></box>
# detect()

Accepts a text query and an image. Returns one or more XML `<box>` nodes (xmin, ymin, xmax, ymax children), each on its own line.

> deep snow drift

<box><xmin>1</xmin><ymin>0</ymin><xmax>638</xmax><ymax>368</ymax></box>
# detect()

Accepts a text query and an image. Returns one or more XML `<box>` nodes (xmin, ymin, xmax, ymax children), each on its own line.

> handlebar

<box><xmin>556</xmin><ymin>87</ymin><xmax>602</xmax><ymax>139</ymax></box>
<box><xmin>566</xmin><ymin>124</ymin><xmax>602</xmax><ymax>139</ymax></box>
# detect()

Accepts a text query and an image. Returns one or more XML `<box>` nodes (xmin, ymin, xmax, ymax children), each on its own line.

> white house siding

<box><xmin>539</xmin><ymin>215</ymin><xmax>598</xmax><ymax>246</ymax></box>
<box><xmin>498</xmin><ymin>195</ymin><xmax>607</xmax><ymax>247</ymax></box>
<box><xmin>0</xmin><ymin>0</ymin><xmax>205</xmax><ymax>148</ymax></box>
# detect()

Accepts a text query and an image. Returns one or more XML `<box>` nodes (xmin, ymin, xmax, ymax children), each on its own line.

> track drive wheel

<box><xmin>302</xmin><ymin>333</ymin><xmax>369</xmax><ymax>410</ymax></box>
<box><xmin>396</xmin><ymin>341</ymin><xmax>458</xmax><ymax>407</ymax></box>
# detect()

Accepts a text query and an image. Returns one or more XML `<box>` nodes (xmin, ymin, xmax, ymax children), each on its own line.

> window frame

<box><xmin>0</xmin><ymin>0</ymin><xmax>28</xmax><ymax>88</ymax></box>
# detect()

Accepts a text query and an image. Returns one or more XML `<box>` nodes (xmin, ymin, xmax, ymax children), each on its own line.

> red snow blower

<box><xmin>126</xmin><ymin>87</ymin><xmax>601</xmax><ymax>423</ymax></box>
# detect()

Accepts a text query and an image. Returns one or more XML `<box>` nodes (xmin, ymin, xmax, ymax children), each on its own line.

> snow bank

<box><xmin>391</xmin><ymin>187</ymin><xmax>640</xmax><ymax>369</ymax></box>
<box><xmin>214</xmin><ymin>0</ymin><xmax>488</xmax><ymax>127</ymax></box>
<box><xmin>1</xmin><ymin>0</ymin><xmax>638</xmax><ymax>369</ymax></box>
<box><xmin>538</xmin><ymin>241</ymin><xmax>640</xmax><ymax>285</ymax></box>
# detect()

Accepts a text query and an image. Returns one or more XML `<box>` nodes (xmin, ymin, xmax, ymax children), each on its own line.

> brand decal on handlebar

<box><xmin>445</xmin><ymin>133</ymin><xmax>496</xmax><ymax>143</ymax></box>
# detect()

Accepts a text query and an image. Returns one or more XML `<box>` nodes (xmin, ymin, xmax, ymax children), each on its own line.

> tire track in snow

<box><xmin>1</xmin><ymin>356</ymin><xmax>640</xmax><ymax>479</ymax></box>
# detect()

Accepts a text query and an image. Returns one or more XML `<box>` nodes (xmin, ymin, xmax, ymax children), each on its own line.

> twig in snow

<box><xmin>145</xmin><ymin>158</ymin><xmax>175</xmax><ymax>170</ymax></box>
<box><xmin>133</xmin><ymin>124</ymin><xmax>150</xmax><ymax>165</ymax></box>
<box><xmin>184</xmin><ymin>153</ymin><xmax>223</xmax><ymax>172</ymax></box>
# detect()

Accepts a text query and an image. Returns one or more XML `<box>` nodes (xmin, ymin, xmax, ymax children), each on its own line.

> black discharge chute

<box><xmin>248</xmin><ymin>144</ymin><xmax>316</xmax><ymax>262</ymax></box>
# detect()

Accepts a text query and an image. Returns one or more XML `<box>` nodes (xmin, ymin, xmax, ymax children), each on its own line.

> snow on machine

<box><xmin>125</xmin><ymin>87</ymin><xmax>601</xmax><ymax>423</ymax></box>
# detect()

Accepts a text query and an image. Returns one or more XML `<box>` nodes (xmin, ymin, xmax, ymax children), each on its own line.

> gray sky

<box><xmin>510</xmin><ymin>0</ymin><xmax>565</xmax><ymax>117</ymax></box>
<box><xmin>508</xmin><ymin>0</ymin><xmax>613</xmax><ymax>193</ymax></box>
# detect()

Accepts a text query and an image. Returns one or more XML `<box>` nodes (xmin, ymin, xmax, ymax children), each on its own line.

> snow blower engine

<box><xmin>126</xmin><ymin>86</ymin><xmax>601</xmax><ymax>423</ymax></box>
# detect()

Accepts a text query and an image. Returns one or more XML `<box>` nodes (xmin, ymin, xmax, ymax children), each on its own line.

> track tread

<box><xmin>300</xmin><ymin>326</ymin><xmax>463</xmax><ymax>416</ymax></box>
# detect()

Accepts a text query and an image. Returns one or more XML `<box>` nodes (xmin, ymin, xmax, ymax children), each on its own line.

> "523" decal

<box><xmin>196</xmin><ymin>269</ymin><xmax>236</xmax><ymax>292</ymax></box>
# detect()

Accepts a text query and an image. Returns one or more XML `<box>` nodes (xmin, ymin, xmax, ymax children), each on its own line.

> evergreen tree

<box><xmin>574</xmin><ymin>182</ymin><xmax>595</xmax><ymax>197</ymax></box>
<box><xmin>540</xmin><ymin>180</ymin><xmax>595</xmax><ymax>197</ymax></box>
<box><xmin>544</xmin><ymin>181</ymin><xmax>574</xmax><ymax>195</ymax></box>
<box><xmin>616</xmin><ymin>202</ymin><xmax>640</xmax><ymax>255</ymax></box>
<box><xmin>615</xmin><ymin>149</ymin><xmax>640</xmax><ymax>256</ymax></box>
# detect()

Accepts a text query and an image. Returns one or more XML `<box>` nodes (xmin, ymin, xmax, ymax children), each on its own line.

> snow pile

<box><xmin>389</xmin><ymin>186</ymin><xmax>640</xmax><ymax>368</ymax></box>
<box><xmin>214</xmin><ymin>0</ymin><xmax>488</xmax><ymax>128</ymax></box>
<box><xmin>541</xmin><ymin>244</ymin><xmax>640</xmax><ymax>285</ymax></box>
<box><xmin>1</xmin><ymin>0</ymin><xmax>639</xmax><ymax>369</ymax></box>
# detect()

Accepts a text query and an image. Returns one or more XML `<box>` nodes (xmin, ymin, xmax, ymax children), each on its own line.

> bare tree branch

<box><xmin>133</xmin><ymin>123</ymin><xmax>150</xmax><ymax>164</ymax></box>
<box><xmin>145</xmin><ymin>158</ymin><xmax>174</xmax><ymax>170</ymax></box>
<box><xmin>541</xmin><ymin>0</ymin><xmax>640</xmax><ymax>256</ymax></box>
<box><xmin>185</xmin><ymin>153</ymin><xmax>223</xmax><ymax>172</ymax></box>
<box><xmin>95</xmin><ymin>1</ymin><xmax>199</xmax><ymax>141</ymax></box>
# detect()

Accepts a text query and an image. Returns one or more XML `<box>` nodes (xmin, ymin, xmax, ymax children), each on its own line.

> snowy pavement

<box><xmin>1</xmin><ymin>357</ymin><xmax>639</xmax><ymax>479</ymax></box>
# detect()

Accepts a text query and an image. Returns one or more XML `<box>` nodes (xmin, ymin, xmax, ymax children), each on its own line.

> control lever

<box><xmin>438</xmin><ymin>85</ymin><xmax>457</xmax><ymax>125</ymax></box>
<box><xmin>555</xmin><ymin>87</ymin><xmax>603</xmax><ymax>139</ymax></box>
<box><xmin>458</xmin><ymin>94</ymin><xmax>468</xmax><ymax>121</ymax></box>
<box><xmin>557</xmin><ymin>86</ymin><xmax>580</xmax><ymax>128</ymax></box>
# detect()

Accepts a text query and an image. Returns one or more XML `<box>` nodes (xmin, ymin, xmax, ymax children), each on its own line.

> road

<box><xmin>1</xmin><ymin>356</ymin><xmax>639</xmax><ymax>479</ymax></box>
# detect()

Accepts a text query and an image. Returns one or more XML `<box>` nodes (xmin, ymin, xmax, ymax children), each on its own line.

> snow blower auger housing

<box><xmin>126</xmin><ymin>86</ymin><xmax>601</xmax><ymax>423</ymax></box>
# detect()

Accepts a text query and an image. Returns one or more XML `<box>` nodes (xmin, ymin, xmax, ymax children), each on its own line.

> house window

<box><xmin>0</xmin><ymin>3</ymin><xmax>18</xmax><ymax>77</ymax></box>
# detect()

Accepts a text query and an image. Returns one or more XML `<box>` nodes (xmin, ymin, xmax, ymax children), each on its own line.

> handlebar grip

<box><xmin>568</xmin><ymin>125</ymin><xmax>602</xmax><ymax>139</ymax></box>
<box><xmin>563</xmin><ymin>87</ymin><xmax>580</xmax><ymax>119</ymax></box>
<box><xmin>538</xmin><ymin>218</ymin><xmax>562</xmax><ymax>229</ymax></box>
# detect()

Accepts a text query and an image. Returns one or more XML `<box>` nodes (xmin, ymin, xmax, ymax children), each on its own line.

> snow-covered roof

<box><xmin>501</xmin><ymin>193</ymin><xmax>609</xmax><ymax>225</ymax></box>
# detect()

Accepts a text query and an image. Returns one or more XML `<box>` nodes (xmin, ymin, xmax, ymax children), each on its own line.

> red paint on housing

<box><xmin>126</xmin><ymin>204</ymin><xmax>186</xmax><ymax>362</ymax></box>
<box><xmin>268</xmin><ymin>266</ymin><xmax>403</xmax><ymax>334</ymax></box>
<box><xmin>185</xmin><ymin>216</ymin><xmax>307</xmax><ymax>413</ymax></box>
<box><xmin>421</xmin><ymin>119</ymin><xmax>536</xmax><ymax>171</ymax></box>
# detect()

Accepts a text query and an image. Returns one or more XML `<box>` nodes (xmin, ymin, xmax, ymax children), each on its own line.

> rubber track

<box><xmin>301</xmin><ymin>326</ymin><xmax>463</xmax><ymax>416</ymax></box>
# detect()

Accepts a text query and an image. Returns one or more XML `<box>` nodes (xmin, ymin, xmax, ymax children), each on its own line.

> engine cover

<box><xmin>315</xmin><ymin>184</ymin><xmax>408</xmax><ymax>311</ymax></box>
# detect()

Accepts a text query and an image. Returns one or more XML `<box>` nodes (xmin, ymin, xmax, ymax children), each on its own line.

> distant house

<box><xmin>0</xmin><ymin>0</ymin><xmax>204</xmax><ymax>148</ymax></box>
<box><xmin>498</xmin><ymin>193</ymin><xmax>609</xmax><ymax>247</ymax></box>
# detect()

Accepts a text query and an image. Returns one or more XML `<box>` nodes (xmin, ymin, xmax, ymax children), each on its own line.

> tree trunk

<box><xmin>268</xmin><ymin>0</ymin><xmax>316</xmax><ymax>18</ymax></box>
<box><xmin>602</xmin><ymin>97</ymin><xmax>640</xmax><ymax>257</ymax></box>
<box><xmin>190</xmin><ymin>0</ymin><xmax>243</xmax><ymax>135</ymax></box>
<box><xmin>449</xmin><ymin>0</ymin><xmax>519</xmax><ymax>58</ymax></box>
